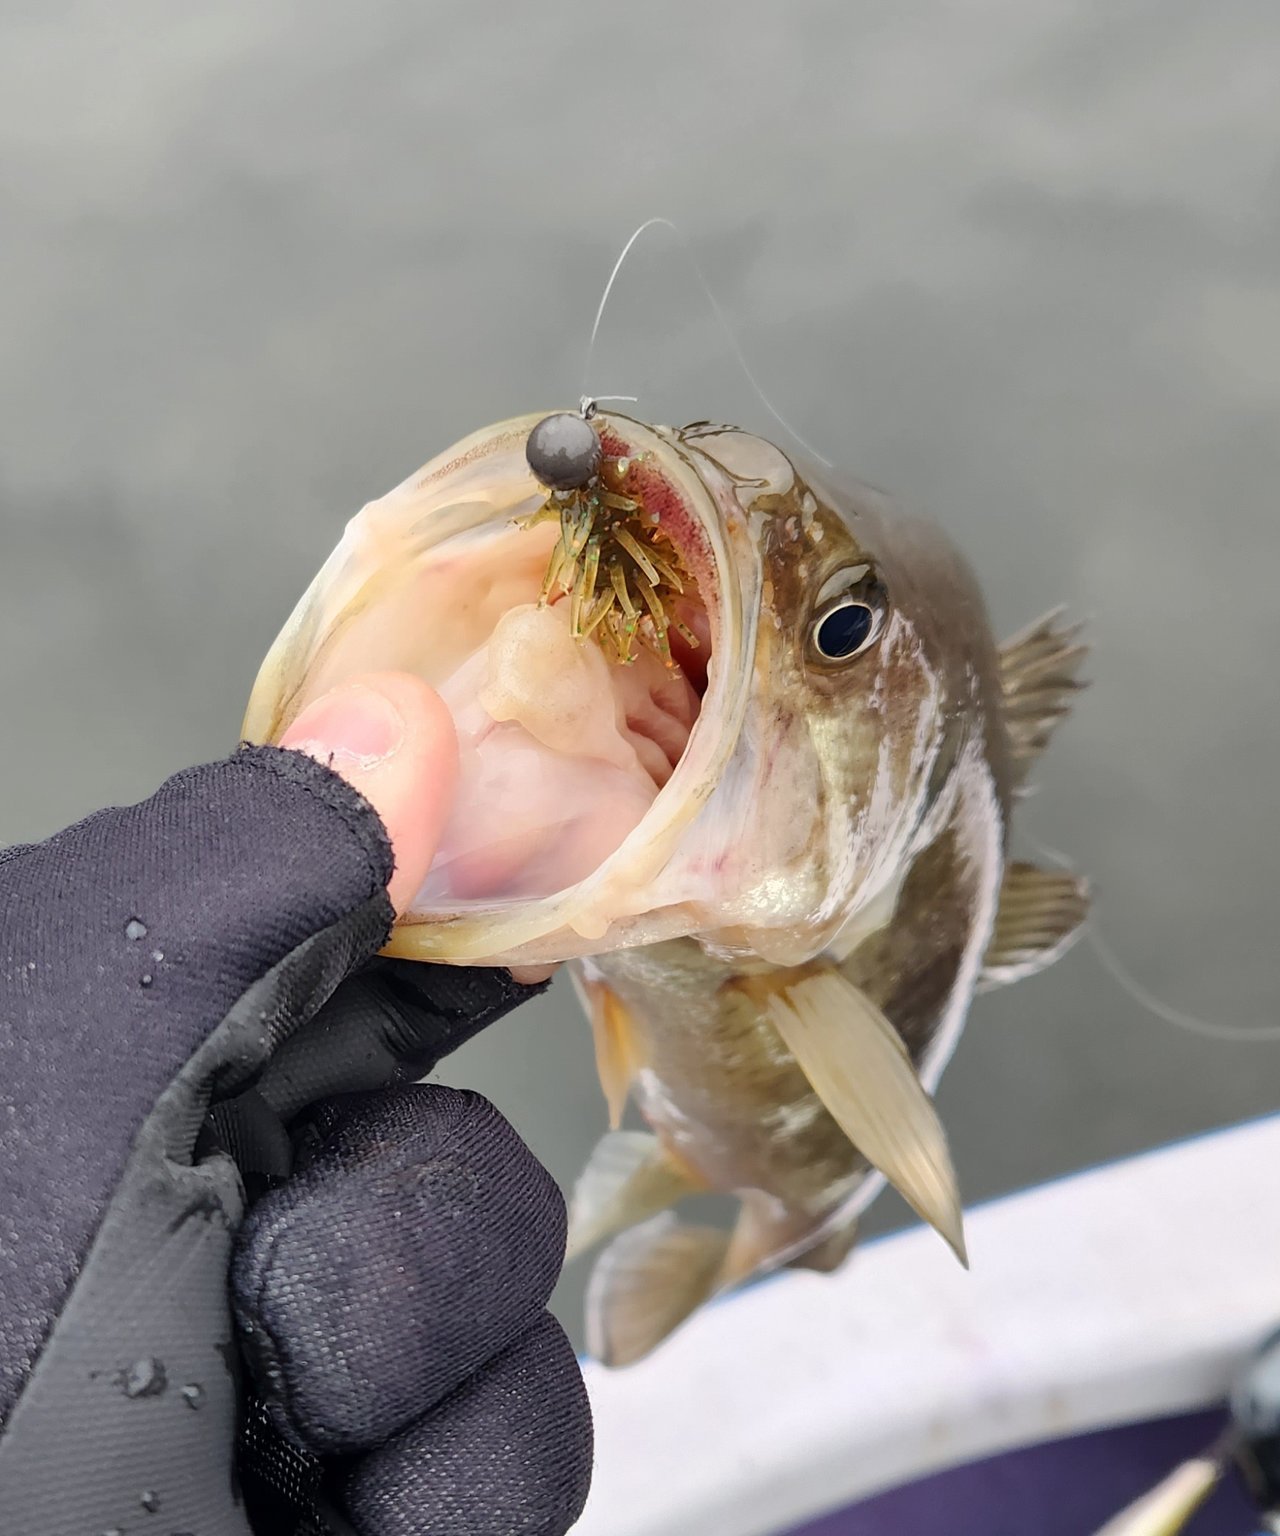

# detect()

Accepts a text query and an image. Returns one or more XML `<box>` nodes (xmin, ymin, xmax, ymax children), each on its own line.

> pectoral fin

<box><xmin>761</xmin><ymin>970</ymin><xmax>967</xmax><ymax>1265</ymax></box>
<box><xmin>566</xmin><ymin>1131</ymin><xmax>700</xmax><ymax>1263</ymax></box>
<box><xmin>575</xmin><ymin>975</ymin><xmax>644</xmax><ymax>1129</ymax></box>
<box><xmin>981</xmin><ymin>861</ymin><xmax>1089</xmax><ymax>988</ymax></box>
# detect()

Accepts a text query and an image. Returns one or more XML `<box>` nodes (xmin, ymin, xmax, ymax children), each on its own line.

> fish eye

<box><xmin>809</xmin><ymin>576</ymin><xmax>886</xmax><ymax>664</ymax></box>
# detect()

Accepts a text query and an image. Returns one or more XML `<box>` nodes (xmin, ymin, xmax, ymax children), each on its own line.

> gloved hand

<box><xmin>0</xmin><ymin>672</ymin><xmax>593</xmax><ymax>1536</ymax></box>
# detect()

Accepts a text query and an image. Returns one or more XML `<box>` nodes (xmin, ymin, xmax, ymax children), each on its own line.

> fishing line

<box><xmin>582</xmin><ymin>215</ymin><xmax>834</xmax><ymax>470</ymax></box>
<box><xmin>1022</xmin><ymin>830</ymin><xmax>1280</xmax><ymax>1044</ymax></box>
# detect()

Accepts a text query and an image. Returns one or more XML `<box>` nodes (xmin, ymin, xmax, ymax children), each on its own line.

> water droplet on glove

<box><xmin>121</xmin><ymin>1356</ymin><xmax>166</xmax><ymax>1398</ymax></box>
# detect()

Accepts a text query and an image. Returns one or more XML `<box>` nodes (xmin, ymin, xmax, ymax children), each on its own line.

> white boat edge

<box><xmin>572</xmin><ymin>1114</ymin><xmax>1280</xmax><ymax>1536</ymax></box>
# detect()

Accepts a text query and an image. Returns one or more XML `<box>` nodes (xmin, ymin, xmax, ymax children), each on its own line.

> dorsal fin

<box><xmin>999</xmin><ymin>607</ymin><xmax>1088</xmax><ymax>785</ymax></box>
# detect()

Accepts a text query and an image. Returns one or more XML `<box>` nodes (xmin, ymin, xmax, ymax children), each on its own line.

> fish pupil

<box><xmin>816</xmin><ymin>601</ymin><xmax>874</xmax><ymax>659</ymax></box>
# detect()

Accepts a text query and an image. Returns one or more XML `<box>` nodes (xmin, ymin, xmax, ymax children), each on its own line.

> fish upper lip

<box><xmin>591</xmin><ymin>417</ymin><xmax>720</xmax><ymax>603</ymax></box>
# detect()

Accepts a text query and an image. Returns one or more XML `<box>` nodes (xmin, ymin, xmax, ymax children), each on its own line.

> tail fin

<box><xmin>565</xmin><ymin>1131</ymin><xmax>697</xmax><ymax>1263</ymax></box>
<box><xmin>586</xmin><ymin>1214</ymin><xmax>728</xmax><ymax>1367</ymax></box>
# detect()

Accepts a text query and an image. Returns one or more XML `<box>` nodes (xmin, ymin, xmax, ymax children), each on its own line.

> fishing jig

<box><xmin>520</xmin><ymin>400</ymin><xmax>698</xmax><ymax>669</ymax></box>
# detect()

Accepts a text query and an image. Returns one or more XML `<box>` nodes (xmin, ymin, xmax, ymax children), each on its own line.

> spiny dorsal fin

<box><xmin>999</xmin><ymin>607</ymin><xmax>1088</xmax><ymax>786</ymax></box>
<box><xmin>981</xmin><ymin>861</ymin><xmax>1090</xmax><ymax>988</ymax></box>
<box><xmin>566</xmin><ymin>1131</ymin><xmax>700</xmax><ymax>1263</ymax></box>
<box><xmin>756</xmin><ymin>969</ymin><xmax>967</xmax><ymax>1266</ymax></box>
<box><xmin>586</xmin><ymin>1214</ymin><xmax>729</xmax><ymax>1367</ymax></box>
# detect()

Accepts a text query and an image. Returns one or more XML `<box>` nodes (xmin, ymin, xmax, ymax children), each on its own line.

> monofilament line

<box><xmin>1024</xmin><ymin>830</ymin><xmax>1280</xmax><ymax>1043</ymax></box>
<box><xmin>583</xmin><ymin>216</ymin><xmax>834</xmax><ymax>470</ymax></box>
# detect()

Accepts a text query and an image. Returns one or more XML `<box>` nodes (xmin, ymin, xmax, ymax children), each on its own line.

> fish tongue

<box><xmin>478</xmin><ymin>603</ymin><xmax>636</xmax><ymax>770</ymax></box>
<box><xmin>410</xmin><ymin>603</ymin><xmax>662</xmax><ymax>907</ymax></box>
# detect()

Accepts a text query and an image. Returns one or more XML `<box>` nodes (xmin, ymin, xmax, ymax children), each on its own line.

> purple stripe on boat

<box><xmin>784</xmin><ymin>1411</ymin><xmax>1263</xmax><ymax>1535</ymax></box>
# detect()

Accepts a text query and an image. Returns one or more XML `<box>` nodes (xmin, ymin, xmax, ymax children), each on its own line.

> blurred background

<box><xmin>2</xmin><ymin>0</ymin><xmax>1277</xmax><ymax>1348</ymax></box>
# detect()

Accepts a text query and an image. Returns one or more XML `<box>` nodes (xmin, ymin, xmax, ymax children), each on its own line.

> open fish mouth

<box><xmin>243</xmin><ymin>412</ymin><xmax>757</xmax><ymax>968</ymax></box>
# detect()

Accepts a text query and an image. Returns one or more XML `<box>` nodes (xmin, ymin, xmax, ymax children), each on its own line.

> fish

<box><xmin>243</xmin><ymin>408</ymin><xmax>1089</xmax><ymax>1366</ymax></box>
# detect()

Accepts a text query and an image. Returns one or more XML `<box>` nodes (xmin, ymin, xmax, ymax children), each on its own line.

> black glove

<box><xmin>0</xmin><ymin>745</ymin><xmax>592</xmax><ymax>1535</ymax></box>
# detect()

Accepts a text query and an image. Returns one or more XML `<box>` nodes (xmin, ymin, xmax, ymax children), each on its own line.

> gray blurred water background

<box><xmin>2</xmin><ymin>1</ymin><xmax>1277</xmax><ymax>1348</ymax></box>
